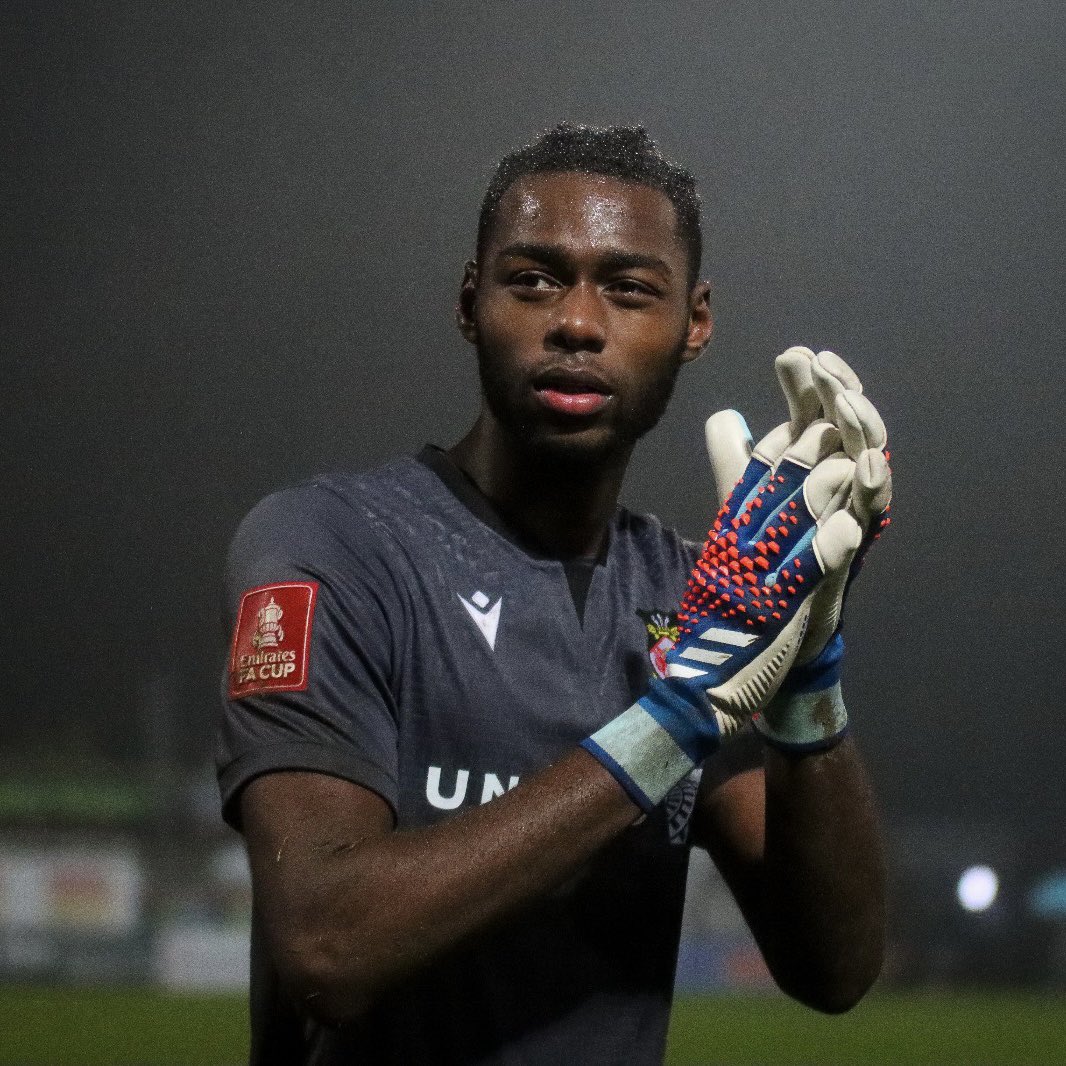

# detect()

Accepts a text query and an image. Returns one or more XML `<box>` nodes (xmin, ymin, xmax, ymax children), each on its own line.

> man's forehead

<box><xmin>490</xmin><ymin>172</ymin><xmax>683</xmax><ymax>259</ymax></box>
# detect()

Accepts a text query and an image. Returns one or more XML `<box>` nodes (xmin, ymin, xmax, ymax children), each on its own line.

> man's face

<box><xmin>460</xmin><ymin>172</ymin><xmax>711</xmax><ymax>464</ymax></box>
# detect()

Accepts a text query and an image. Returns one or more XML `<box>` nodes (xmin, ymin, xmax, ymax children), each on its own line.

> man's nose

<box><xmin>546</xmin><ymin>283</ymin><xmax>607</xmax><ymax>353</ymax></box>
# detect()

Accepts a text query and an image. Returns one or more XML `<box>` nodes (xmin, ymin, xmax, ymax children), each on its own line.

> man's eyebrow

<box><xmin>598</xmin><ymin>250</ymin><xmax>674</xmax><ymax>278</ymax></box>
<box><xmin>496</xmin><ymin>242</ymin><xmax>571</xmax><ymax>266</ymax></box>
<box><xmin>496</xmin><ymin>242</ymin><xmax>674</xmax><ymax>279</ymax></box>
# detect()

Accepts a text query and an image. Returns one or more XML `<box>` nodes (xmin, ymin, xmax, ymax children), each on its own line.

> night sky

<box><xmin>4</xmin><ymin>1</ymin><xmax>1064</xmax><ymax>832</ymax></box>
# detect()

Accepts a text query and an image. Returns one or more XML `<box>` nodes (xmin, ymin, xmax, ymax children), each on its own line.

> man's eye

<box><xmin>609</xmin><ymin>279</ymin><xmax>656</xmax><ymax>300</ymax></box>
<box><xmin>510</xmin><ymin>272</ymin><xmax>557</xmax><ymax>290</ymax></box>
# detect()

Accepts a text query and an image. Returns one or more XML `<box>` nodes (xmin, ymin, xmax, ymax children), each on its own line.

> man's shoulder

<box><xmin>238</xmin><ymin>455</ymin><xmax>436</xmax><ymax>534</ymax></box>
<box><xmin>228</xmin><ymin>454</ymin><xmax>449</xmax><ymax>573</ymax></box>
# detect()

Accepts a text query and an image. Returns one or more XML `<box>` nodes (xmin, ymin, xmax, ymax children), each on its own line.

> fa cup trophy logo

<box><xmin>252</xmin><ymin>596</ymin><xmax>284</xmax><ymax>649</ymax></box>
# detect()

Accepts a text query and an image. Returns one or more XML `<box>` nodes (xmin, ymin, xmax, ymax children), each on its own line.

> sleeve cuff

<box><xmin>217</xmin><ymin>741</ymin><xmax>399</xmax><ymax>829</ymax></box>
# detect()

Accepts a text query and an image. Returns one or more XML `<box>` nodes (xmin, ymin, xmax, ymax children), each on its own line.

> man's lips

<box><xmin>535</xmin><ymin>388</ymin><xmax>612</xmax><ymax>416</ymax></box>
<box><xmin>531</xmin><ymin>368</ymin><xmax>613</xmax><ymax>418</ymax></box>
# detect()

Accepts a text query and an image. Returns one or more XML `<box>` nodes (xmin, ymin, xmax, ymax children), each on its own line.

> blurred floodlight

<box><xmin>1027</xmin><ymin>869</ymin><xmax>1066</xmax><ymax>918</ymax></box>
<box><xmin>957</xmin><ymin>865</ymin><xmax>999</xmax><ymax>912</ymax></box>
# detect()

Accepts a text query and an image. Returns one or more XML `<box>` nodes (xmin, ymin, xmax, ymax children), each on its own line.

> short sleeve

<box><xmin>215</xmin><ymin>482</ymin><xmax>405</xmax><ymax>829</ymax></box>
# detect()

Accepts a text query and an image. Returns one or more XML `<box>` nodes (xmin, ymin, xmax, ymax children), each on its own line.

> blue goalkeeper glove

<box><xmin>704</xmin><ymin>347</ymin><xmax>892</xmax><ymax>752</ymax></box>
<box><xmin>582</xmin><ymin>348</ymin><xmax>891</xmax><ymax>810</ymax></box>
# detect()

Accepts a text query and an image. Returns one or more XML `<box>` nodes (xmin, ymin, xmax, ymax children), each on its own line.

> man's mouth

<box><xmin>531</xmin><ymin>368</ymin><xmax>613</xmax><ymax>417</ymax></box>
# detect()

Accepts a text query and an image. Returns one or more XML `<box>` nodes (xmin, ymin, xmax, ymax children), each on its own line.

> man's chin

<box><xmin>507</xmin><ymin>418</ymin><xmax>637</xmax><ymax>469</ymax></box>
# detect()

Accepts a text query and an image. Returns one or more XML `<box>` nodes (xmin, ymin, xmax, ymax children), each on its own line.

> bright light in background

<box><xmin>957</xmin><ymin>865</ymin><xmax>999</xmax><ymax>912</ymax></box>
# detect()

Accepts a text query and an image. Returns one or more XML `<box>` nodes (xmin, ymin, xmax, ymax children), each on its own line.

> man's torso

<box><xmin>218</xmin><ymin>451</ymin><xmax>699</xmax><ymax>1064</ymax></box>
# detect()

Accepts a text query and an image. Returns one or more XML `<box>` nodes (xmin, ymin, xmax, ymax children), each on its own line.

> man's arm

<box><xmin>692</xmin><ymin>735</ymin><xmax>885</xmax><ymax>1013</ymax></box>
<box><xmin>240</xmin><ymin>750</ymin><xmax>641</xmax><ymax>1025</ymax></box>
<box><xmin>244</xmin><ymin>730</ymin><xmax>884</xmax><ymax>1028</ymax></box>
<box><xmin>681</xmin><ymin>345</ymin><xmax>889</xmax><ymax>1011</ymax></box>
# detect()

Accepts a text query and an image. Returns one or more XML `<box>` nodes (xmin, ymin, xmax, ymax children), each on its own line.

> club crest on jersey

<box><xmin>228</xmin><ymin>582</ymin><xmax>318</xmax><ymax>698</ymax></box>
<box><xmin>636</xmin><ymin>610</ymin><xmax>680</xmax><ymax>680</ymax></box>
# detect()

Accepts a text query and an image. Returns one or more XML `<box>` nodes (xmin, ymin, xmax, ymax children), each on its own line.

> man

<box><xmin>216</xmin><ymin>123</ymin><xmax>890</xmax><ymax>1065</ymax></box>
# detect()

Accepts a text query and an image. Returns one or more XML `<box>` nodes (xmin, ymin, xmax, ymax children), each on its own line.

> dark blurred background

<box><xmin>2</xmin><ymin>0</ymin><xmax>1064</xmax><ymax>1001</ymax></box>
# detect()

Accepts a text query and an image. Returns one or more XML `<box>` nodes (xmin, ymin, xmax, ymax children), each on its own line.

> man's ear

<box><xmin>682</xmin><ymin>280</ymin><xmax>713</xmax><ymax>363</ymax></box>
<box><xmin>456</xmin><ymin>260</ymin><xmax>479</xmax><ymax>343</ymax></box>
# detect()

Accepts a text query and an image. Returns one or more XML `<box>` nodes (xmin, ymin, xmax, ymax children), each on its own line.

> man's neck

<box><xmin>448</xmin><ymin>416</ymin><xmax>631</xmax><ymax>560</ymax></box>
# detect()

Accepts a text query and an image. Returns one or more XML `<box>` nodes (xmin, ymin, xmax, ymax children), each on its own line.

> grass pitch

<box><xmin>1</xmin><ymin>986</ymin><xmax>1065</xmax><ymax>1064</ymax></box>
<box><xmin>667</xmin><ymin>992</ymin><xmax>1066</xmax><ymax>1064</ymax></box>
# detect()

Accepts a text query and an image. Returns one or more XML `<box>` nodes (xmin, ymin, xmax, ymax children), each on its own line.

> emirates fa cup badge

<box><xmin>253</xmin><ymin>597</ymin><xmax>284</xmax><ymax>649</ymax></box>
<box><xmin>228</xmin><ymin>582</ymin><xmax>318</xmax><ymax>698</ymax></box>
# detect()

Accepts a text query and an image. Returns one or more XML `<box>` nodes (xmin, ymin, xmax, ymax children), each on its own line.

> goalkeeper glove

<box><xmin>581</xmin><ymin>412</ymin><xmax>869</xmax><ymax>811</ymax></box>
<box><xmin>705</xmin><ymin>347</ymin><xmax>892</xmax><ymax>752</ymax></box>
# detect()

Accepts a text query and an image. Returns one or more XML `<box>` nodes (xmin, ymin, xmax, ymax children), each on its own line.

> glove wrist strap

<box><xmin>581</xmin><ymin>688</ymin><xmax>711</xmax><ymax>811</ymax></box>
<box><xmin>752</xmin><ymin>680</ymin><xmax>849</xmax><ymax>752</ymax></box>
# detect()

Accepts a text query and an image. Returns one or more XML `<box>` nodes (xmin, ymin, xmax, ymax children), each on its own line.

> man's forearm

<box><xmin>243</xmin><ymin>750</ymin><xmax>640</xmax><ymax>1023</ymax></box>
<box><xmin>758</xmin><ymin>736</ymin><xmax>885</xmax><ymax>1011</ymax></box>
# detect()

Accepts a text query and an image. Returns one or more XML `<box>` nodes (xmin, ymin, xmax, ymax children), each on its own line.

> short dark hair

<box><xmin>477</xmin><ymin>123</ymin><xmax>703</xmax><ymax>285</ymax></box>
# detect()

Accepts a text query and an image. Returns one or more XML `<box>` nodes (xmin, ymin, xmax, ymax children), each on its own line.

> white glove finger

<box><xmin>814</xmin><ymin>349</ymin><xmax>863</xmax><ymax>392</ymax></box>
<box><xmin>744</xmin><ymin>346</ymin><xmax>822</xmax><ymax>471</ymax></box>
<box><xmin>775</xmin><ymin>419</ymin><xmax>843</xmax><ymax>470</ymax></box>
<box><xmin>802</xmin><ymin>510</ymin><xmax>862</xmax><ymax>656</ymax></box>
<box><xmin>834</xmin><ymin>391</ymin><xmax>887</xmax><ymax>460</ymax></box>
<box><xmin>851</xmin><ymin>448</ymin><xmax>892</xmax><ymax>529</ymax></box>
<box><xmin>811</xmin><ymin>349</ymin><xmax>863</xmax><ymax>417</ymax></box>
<box><xmin>705</xmin><ymin>410</ymin><xmax>754</xmax><ymax>508</ymax></box>
<box><xmin>803</xmin><ymin>455</ymin><xmax>856</xmax><ymax>523</ymax></box>
<box><xmin>751</xmin><ymin>421</ymin><xmax>795</xmax><ymax>467</ymax></box>
<box><xmin>774</xmin><ymin>346</ymin><xmax>821</xmax><ymax>425</ymax></box>
<box><xmin>812</xmin><ymin>508</ymin><xmax>862</xmax><ymax>584</ymax></box>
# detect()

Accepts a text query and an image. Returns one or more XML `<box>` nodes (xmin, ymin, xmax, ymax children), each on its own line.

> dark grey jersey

<box><xmin>217</xmin><ymin>449</ymin><xmax>701</xmax><ymax>1065</ymax></box>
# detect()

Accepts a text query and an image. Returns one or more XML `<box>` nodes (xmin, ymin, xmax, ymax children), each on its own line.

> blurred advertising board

<box><xmin>0</xmin><ymin>843</ymin><xmax>147</xmax><ymax>982</ymax></box>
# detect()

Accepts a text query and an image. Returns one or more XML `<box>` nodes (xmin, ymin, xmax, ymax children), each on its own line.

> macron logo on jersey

<box><xmin>458</xmin><ymin>590</ymin><xmax>502</xmax><ymax>650</ymax></box>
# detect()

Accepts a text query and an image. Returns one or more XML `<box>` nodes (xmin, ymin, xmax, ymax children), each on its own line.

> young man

<box><xmin>217</xmin><ymin>124</ymin><xmax>890</xmax><ymax>1065</ymax></box>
